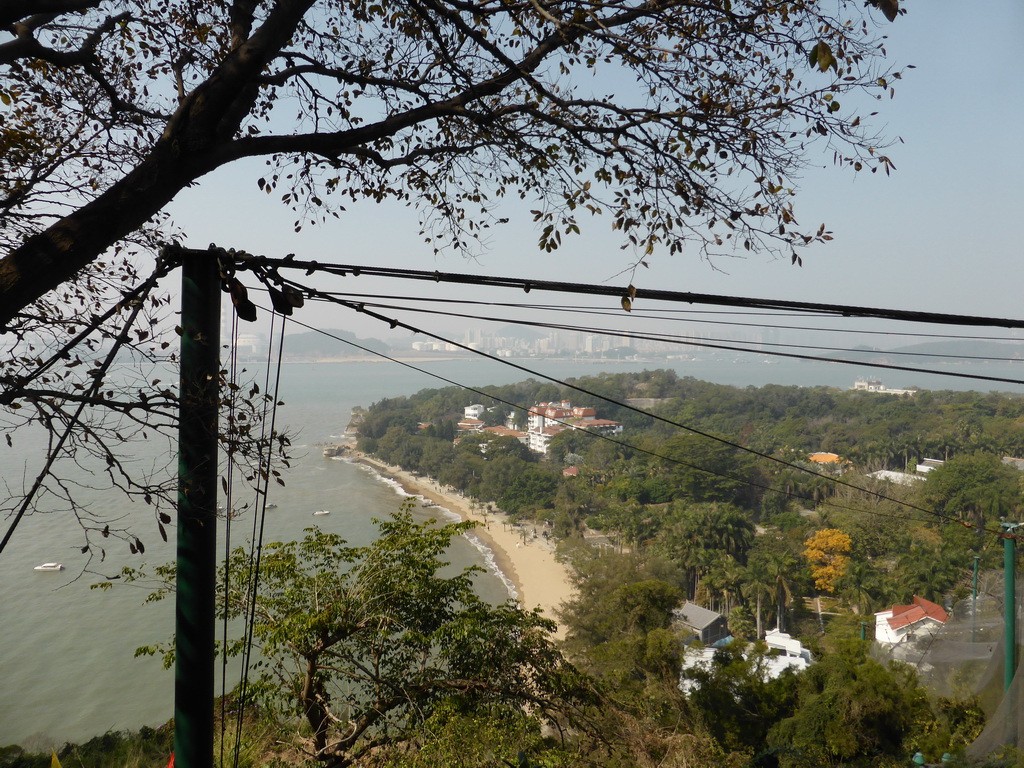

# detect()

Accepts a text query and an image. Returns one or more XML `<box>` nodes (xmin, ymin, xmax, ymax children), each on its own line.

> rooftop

<box><xmin>674</xmin><ymin>602</ymin><xmax>723</xmax><ymax>631</ymax></box>
<box><xmin>881</xmin><ymin>596</ymin><xmax>949</xmax><ymax>631</ymax></box>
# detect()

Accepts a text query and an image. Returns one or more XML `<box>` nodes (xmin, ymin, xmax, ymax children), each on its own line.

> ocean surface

<box><xmin>3</xmin><ymin>353</ymin><xmax>1024</xmax><ymax>748</ymax></box>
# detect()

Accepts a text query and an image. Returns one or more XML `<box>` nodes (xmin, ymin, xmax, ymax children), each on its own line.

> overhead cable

<box><xmin>272</xmin><ymin>310</ymin><xmax>954</xmax><ymax>532</ymax></box>
<box><xmin>238</xmin><ymin>255</ymin><xmax>1024</xmax><ymax>330</ymax></box>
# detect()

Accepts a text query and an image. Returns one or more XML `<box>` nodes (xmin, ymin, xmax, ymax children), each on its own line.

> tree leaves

<box><xmin>867</xmin><ymin>0</ymin><xmax>901</xmax><ymax>23</ymax></box>
<box><xmin>803</xmin><ymin>528</ymin><xmax>852</xmax><ymax>593</ymax></box>
<box><xmin>621</xmin><ymin>284</ymin><xmax>637</xmax><ymax>312</ymax></box>
<box><xmin>209</xmin><ymin>506</ymin><xmax>590</xmax><ymax>761</ymax></box>
<box><xmin>0</xmin><ymin>0</ymin><xmax>910</xmax><ymax>569</ymax></box>
<box><xmin>0</xmin><ymin>0</ymin><xmax>907</xmax><ymax>331</ymax></box>
<box><xmin>808</xmin><ymin>41</ymin><xmax>837</xmax><ymax>73</ymax></box>
<box><xmin>226</xmin><ymin>278</ymin><xmax>257</xmax><ymax>322</ymax></box>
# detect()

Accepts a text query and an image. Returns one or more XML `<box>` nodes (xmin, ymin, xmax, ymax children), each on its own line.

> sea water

<box><xmin>2</xmin><ymin>354</ymin><xmax>1023</xmax><ymax>747</ymax></box>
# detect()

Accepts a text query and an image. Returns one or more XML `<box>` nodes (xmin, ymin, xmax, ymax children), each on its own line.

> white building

<box><xmin>579</xmin><ymin>418</ymin><xmax>624</xmax><ymax>437</ymax></box>
<box><xmin>853</xmin><ymin>379</ymin><xmax>918</xmax><ymax>396</ymax></box>
<box><xmin>874</xmin><ymin>596</ymin><xmax>949</xmax><ymax>645</ymax></box>
<box><xmin>679</xmin><ymin>628</ymin><xmax>813</xmax><ymax>693</ymax></box>
<box><xmin>866</xmin><ymin>470</ymin><xmax>926</xmax><ymax>487</ymax></box>
<box><xmin>524</xmin><ymin>400</ymin><xmax>621</xmax><ymax>455</ymax></box>
<box><xmin>528</xmin><ymin>425</ymin><xmax>565</xmax><ymax>454</ymax></box>
<box><xmin>763</xmin><ymin>629</ymin><xmax>814</xmax><ymax>676</ymax></box>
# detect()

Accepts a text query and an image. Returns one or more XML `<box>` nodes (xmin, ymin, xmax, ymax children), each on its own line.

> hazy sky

<box><xmin>165</xmin><ymin>1</ymin><xmax>1024</xmax><ymax>349</ymax></box>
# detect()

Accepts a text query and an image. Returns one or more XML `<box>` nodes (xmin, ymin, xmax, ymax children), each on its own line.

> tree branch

<box><xmin>0</xmin><ymin>0</ymin><xmax>100</xmax><ymax>29</ymax></box>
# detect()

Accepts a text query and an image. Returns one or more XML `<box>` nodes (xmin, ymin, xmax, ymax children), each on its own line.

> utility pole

<box><xmin>972</xmin><ymin>555</ymin><xmax>980</xmax><ymax>643</ymax></box>
<box><xmin>174</xmin><ymin>250</ymin><xmax>221</xmax><ymax>768</ymax></box>
<box><xmin>1001</xmin><ymin>522</ymin><xmax>1020</xmax><ymax>692</ymax></box>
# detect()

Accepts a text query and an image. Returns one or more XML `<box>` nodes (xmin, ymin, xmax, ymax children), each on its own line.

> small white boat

<box><xmin>313</xmin><ymin>510</ymin><xmax>331</xmax><ymax>516</ymax></box>
<box><xmin>34</xmin><ymin>562</ymin><xmax>64</xmax><ymax>572</ymax></box>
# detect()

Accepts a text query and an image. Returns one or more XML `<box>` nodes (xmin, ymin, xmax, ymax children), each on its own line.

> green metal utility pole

<box><xmin>972</xmin><ymin>555</ymin><xmax>980</xmax><ymax>643</ymax></box>
<box><xmin>1001</xmin><ymin>522</ymin><xmax>1020</xmax><ymax>692</ymax></box>
<box><xmin>175</xmin><ymin>251</ymin><xmax>221</xmax><ymax>768</ymax></box>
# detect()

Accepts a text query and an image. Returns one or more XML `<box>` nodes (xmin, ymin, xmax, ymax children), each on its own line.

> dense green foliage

<box><xmin>356</xmin><ymin>371</ymin><xmax>1024</xmax><ymax>764</ymax></box>
<box><xmin>0</xmin><ymin>729</ymin><xmax>173</xmax><ymax>768</ymax></box>
<box><xmin>359</xmin><ymin>371</ymin><xmax>1024</xmax><ymax>619</ymax></box>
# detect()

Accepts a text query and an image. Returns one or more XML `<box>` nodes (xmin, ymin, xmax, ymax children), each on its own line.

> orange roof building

<box><xmin>808</xmin><ymin>452</ymin><xmax>842</xmax><ymax>464</ymax></box>
<box><xmin>874</xmin><ymin>596</ymin><xmax>948</xmax><ymax>645</ymax></box>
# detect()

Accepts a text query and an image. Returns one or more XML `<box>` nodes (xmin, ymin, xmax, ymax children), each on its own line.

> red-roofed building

<box><xmin>482</xmin><ymin>425</ymin><xmax>529</xmax><ymax>445</ymax></box>
<box><xmin>874</xmin><ymin>596</ymin><xmax>949</xmax><ymax>645</ymax></box>
<box><xmin>579</xmin><ymin>418</ymin><xmax>624</xmax><ymax>436</ymax></box>
<box><xmin>525</xmin><ymin>399</ymin><xmax>621</xmax><ymax>454</ymax></box>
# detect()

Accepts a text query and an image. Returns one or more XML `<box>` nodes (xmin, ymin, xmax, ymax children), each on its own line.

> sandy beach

<box><xmin>343</xmin><ymin>449</ymin><xmax>577</xmax><ymax>638</ymax></box>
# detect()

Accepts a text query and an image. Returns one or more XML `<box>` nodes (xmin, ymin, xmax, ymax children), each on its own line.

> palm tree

<box><xmin>742</xmin><ymin>558</ymin><xmax>776</xmax><ymax>638</ymax></box>
<box><xmin>838</xmin><ymin>558</ymin><xmax>882</xmax><ymax>615</ymax></box>
<box><xmin>705</xmin><ymin>554</ymin><xmax>745</xmax><ymax>614</ymax></box>
<box><xmin>761</xmin><ymin>547</ymin><xmax>799</xmax><ymax>633</ymax></box>
<box><xmin>896</xmin><ymin>547</ymin><xmax>964</xmax><ymax>603</ymax></box>
<box><xmin>710</xmin><ymin>505</ymin><xmax>756</xmax><ymax>564</ymax></box>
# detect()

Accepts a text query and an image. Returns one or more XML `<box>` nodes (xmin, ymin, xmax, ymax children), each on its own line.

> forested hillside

<box><xmin>355</xmin><ymin>369</ymin><xmax>1024</xmax><ymax>766</ymax></box>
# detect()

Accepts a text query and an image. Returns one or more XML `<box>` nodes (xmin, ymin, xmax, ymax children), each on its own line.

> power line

<box><xmin>266</xmin><ymin>298</ymin><xmax>1000</xmax><ymax>538</ymax></box>
<box><xmin>310</xmin><ymin>290</ymin><xmax>1024</xmax><ymax>345</ymax></box>
<box><xmin>237</xmin><ymin>254</ymin><xmax>1024</xmax><ymax>330</ymax></box>
<box><xmin>273</xmin><ymin>310</ymin><xmax>949</xmax><ymax>531</ymax></box>
<box><xmin>307</xmin><ymin>294</ymin><xmax>1024</xmax><ymax>373</ymax></box>
<box><xmin>195</xmin><ymin>246</ymin><xmax>1024</xmax><ymax>538</ymax></box>
<box><xmin>232</xmin><ymin>254</ymin><xmax>1024</xmax><ymax>385</ymax></box>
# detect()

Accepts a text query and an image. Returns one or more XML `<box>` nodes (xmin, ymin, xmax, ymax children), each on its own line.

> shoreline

<box><xmin>338</xmin><ymin>448</ymin><xmax>576</xmax><ymax>638</ymax></box>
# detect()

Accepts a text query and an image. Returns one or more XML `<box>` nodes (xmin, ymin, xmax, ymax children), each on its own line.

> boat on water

<box><xmin>266</xmin><ymin>503</ymin><xmax>278</xmax><ymax>509</ymax></box>
<box><xmin>313</xmin><ymin>509</ymin><xmax>331</xmax><ymax>516</ymax></box>
<box><xmin>34</xmin><ymin>562</ymin><xmax>64</xmax><ymax>571</ymax></box>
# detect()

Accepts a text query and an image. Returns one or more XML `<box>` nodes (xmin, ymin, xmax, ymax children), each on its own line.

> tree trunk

<box><xmin>302</xmin><ymin>662</ymin><xmax>329</xmax><ymax>755</ymax></box>
<box><xmin>0</xmin><ymin>0</ymin><xmax>317</xmax><ymax>325</ymax></box>
<box><xmin>0</xmin><ymin>147</ymin><xmax>205</xmax><ymax>325</ymax></box>
<box><xmin>777</xmin><ymin>585</ymin><xmax>785</xmax><ymax>633</ymax></box>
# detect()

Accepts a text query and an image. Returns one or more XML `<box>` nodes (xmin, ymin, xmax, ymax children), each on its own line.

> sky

<box><xmin>164</xmin><ymin>0</ymin><xmax>1024</xmax><ymax>349</ymax></box>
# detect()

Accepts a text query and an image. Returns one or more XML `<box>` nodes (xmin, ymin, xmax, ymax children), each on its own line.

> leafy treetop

<box><xmin>803</xmin><ymin>527</ymin><xmax>852</xmax><ymax>593</ymax></box>
<box><xmin>132</xmin><ymin>505</ymin><xmax>596</xmax><ymax>765</ymax></box>
<box><xmin>0</xmin><ymin>0</ymin><xmax>905</xmax><ymax>327</ymax></box>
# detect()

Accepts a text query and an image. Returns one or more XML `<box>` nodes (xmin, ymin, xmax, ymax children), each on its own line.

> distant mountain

<box><xmin>283</xmin><ymin>329</ymin><xmax>390</xmax><ymax>359</ymax></box>
<box><xmin>887</xmin><ymin>340</ymin><xmax>1024</xmax><ymax>361</ymax></box>
<box><xmin>817</xmin><ymin>344</ymin><xmax>886</xmax><ymax>363</ymax></box>
<box><xmin>825</xmin><ymin>340</ymin><xmax>1024</xmax><ymax>365</ymax></box>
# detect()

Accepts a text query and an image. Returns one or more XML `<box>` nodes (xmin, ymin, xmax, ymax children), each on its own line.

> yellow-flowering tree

<box><xmin>803</xmin><ymin>528</ymin><xmax>852</xmax><ymax>594</ymax></box>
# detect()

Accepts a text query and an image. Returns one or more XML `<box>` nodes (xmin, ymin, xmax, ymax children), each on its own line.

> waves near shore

<box><xmin>332</xmin><ymin>451</ymin><xmax>575</xmax><ymax>635</ymax></box>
